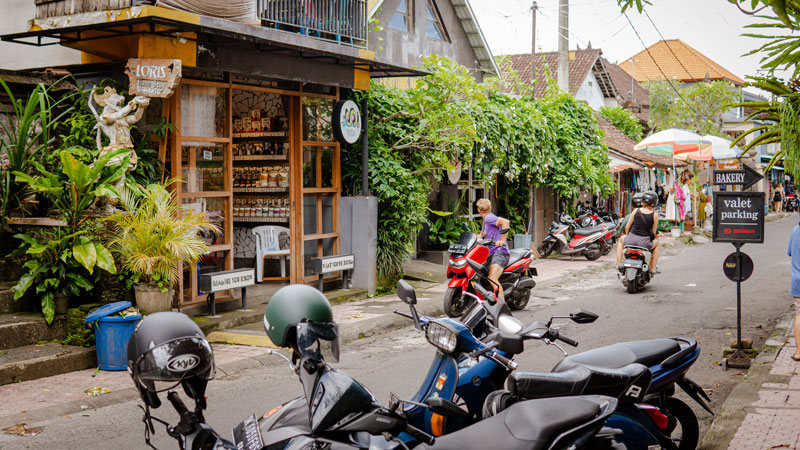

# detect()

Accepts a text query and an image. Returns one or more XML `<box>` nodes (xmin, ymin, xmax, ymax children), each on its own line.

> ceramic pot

<box><xmin>133</xmin><ymin>283</ymin><xmax>174</xmax><ymax>313</ymax></box>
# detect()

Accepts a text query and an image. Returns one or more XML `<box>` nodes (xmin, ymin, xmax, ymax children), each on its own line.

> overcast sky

<box><xmin>470</xmin><ymin>0</ymin><xmax>782</xmax><ymax>81</ymax></box>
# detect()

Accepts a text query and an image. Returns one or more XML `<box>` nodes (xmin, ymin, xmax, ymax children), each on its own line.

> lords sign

<box><xmin>125</xmin><ymin>58</ymin><xmax>182</xmax><ymax>98</ymax></box>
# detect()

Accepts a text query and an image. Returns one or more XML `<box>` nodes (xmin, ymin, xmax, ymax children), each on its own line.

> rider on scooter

<box><xmin>616</xmin><ymin>190</ymin><xmax>660</xmax><ymax>275</ymax></box>
<box><xmin>476</xmin><ymin>198</ymin><xmax>510</xmax><ymax>301</ymax></box>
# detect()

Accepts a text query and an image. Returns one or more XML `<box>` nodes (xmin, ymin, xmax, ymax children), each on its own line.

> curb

<box><xmin>698</xmin><ymin>308</ymin><xmax>796</xmax><ymax>450</ymax></box>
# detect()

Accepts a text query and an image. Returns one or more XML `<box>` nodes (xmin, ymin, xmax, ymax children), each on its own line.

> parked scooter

<box><xmin>538</xmin><ymin>213</ymin><xmax>614</xmax><ymax>261</ymax></box>
<box><xmin>443</xmin><ymin>230</ymin><xmax>536</xmax><ymax>317</ymax></box>
<box><xmin>785</xmin><ymin>193</ymin><xmax>798</xmax><ymax>212</ymax></box>
<box><xmin>618</xmin><ymin>245</ymin><xmax>653</xmax><ymax>293</ymax></box>
<box><xmin>463</xmin><ymin>258</ymin><xmax>708</xmax><ymax>449</ymax></box>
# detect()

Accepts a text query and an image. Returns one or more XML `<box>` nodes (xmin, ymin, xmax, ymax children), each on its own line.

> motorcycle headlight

<box><xmin>450</xmin><ymin>259</ymin><xmax>467</xmax><ymax>269</ymax></box>
<box><xmin>426</xmin><ymin>321</ymin><xmax>458</xmax><ymax>354</ymax></box>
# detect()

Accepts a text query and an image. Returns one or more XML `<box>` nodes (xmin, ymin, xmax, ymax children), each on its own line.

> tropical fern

<box><xmin>105</xmin><ymin>182</ymin><xmax>220</xmax><ymax>286</ymax></box>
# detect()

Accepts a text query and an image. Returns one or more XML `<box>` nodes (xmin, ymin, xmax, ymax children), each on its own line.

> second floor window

<box><xmin>389</xmin><ymin>0</ymin><xmax>411</xmax><ymax>32</ymax></box>
<box><xmin>426</xmin><ymin>0</ymin><xmax>448</xmax><ymax>41</ymax></box>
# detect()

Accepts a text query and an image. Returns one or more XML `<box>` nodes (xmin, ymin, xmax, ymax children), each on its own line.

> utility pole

<box><xmin>557</xmin><ymin>0</ymin><xmax>569</xmax><ymax>91</ymax></box>
<box><xmin>529</xmin><ymin>1</ymin><xmax>538</xmax><ymax>248</ymax></box>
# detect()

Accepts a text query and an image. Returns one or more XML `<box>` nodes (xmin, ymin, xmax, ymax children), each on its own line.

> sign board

<box><xmin>332</xmin><ymin>100</ymin><xmax>362</xmax><ymax>145</ymax></box>
<box><xmin>723</xmin><ymin>252</ymin><xmax>754</xmax><ymax>282</ymax></box>
<box><xmin>125</xmin><ymin>58</ymin><xmax>182</xmax><ymax>98</ymax></box>
<box><xmin>199</xmin><ymin>268</ymin><xmax>255</xmax><ymax>293</ymax></box>
<box><xmin>312</xmin><ymin>255</ymin><xmax>355</xmax><ymax>274</ymax></box>
<box><xmin>712</xmin><ymin>191</ymin><xmax>765</xmax><ymax>243</ymax></box>
<box><xmin>713</xmin><ymin>165</ymin><xmax>763</xmax><ymax>190</ymax></box>
<box><xmin>717</xmin><ymin>159</ymin><xmax>741</xmax><ymax>170</ymax></box>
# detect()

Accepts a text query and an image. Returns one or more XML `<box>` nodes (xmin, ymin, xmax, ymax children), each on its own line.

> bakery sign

<box><xmin>125</xmin><ymin>59</ymin><xmax>182</xmax><ymax>98</ymax></box>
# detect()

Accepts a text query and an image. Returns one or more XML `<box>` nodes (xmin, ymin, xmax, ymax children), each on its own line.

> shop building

<box><xmin>1</xmin><ymin>1</ymin><xmax>419</xmax><ymax>311</ymax></box>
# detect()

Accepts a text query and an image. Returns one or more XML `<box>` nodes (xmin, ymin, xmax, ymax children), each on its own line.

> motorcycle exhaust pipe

<box><xmin>515</xmin><ymin>277</ymin><xmax>536</xmax><ymax>290</ymax></box>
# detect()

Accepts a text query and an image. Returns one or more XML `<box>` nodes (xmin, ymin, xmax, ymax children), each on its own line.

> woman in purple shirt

<box><xmin>476</xmin><ymin>198</ymin><xmax>510</xmax><ymax>301</ymax></box>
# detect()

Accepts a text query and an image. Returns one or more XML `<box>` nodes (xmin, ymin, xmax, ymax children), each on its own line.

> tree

<box><xmin>645</xmin><ymin>81</ymin><xmax>741</xmax><ymax>136</ymax></box>
<box><xmin>598</xmin><ymin>106</ymin><xmax>644</xmax><ymax>141</ymax></box>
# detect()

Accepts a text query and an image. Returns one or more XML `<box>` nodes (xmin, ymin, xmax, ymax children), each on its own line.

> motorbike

<box><xmin>618</xmin><ymin>245</ymin><xmax>653</xmax><ymax>293</ymax></box>
<box><xmin>538</xmin><ymin>213</ymin><xmax>615</xmax><ymax>261</ymax></box>
<box><xmin>443</xmin><ymin>230</ymin><xmax>536</xmax><ymax>317</ymax></box>
<box><xmin>464</xmin><ymin>257</ymin><xmax>707</xmax><ymax>449</ymax></box>
<box><xmin>785</xmin><ymin>193</ymin><xmax>798</xmax><ymax>212</ymax></box>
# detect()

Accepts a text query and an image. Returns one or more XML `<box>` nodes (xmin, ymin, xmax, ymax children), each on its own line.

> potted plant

<box><xmin>105</xmin><ymin>182</ymin><xmax>219</xmax><ymax>313</ymax></box>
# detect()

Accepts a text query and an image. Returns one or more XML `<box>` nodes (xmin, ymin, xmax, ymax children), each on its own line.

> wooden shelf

<box><xmin>233</xmin><ymin>187</ymin><xmax>289</xmax><ymax>193</ymax></box>
<box><xmin>233</xmin><ymin>216</ymin><xmax>290</xmax><ymax>223</ymax></box>
<box><xmin>233</xmin><ymin>131</ymin><xmax>287</xmax><ymax>138</ymax></box>
<box><xmin>233</xmin><ymin>154</ymin><xmax>288</xmax><ymax>161</ymax></box>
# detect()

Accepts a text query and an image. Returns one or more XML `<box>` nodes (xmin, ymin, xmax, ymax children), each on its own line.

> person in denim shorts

<box><xmin>476</xmin><ymin>198</ymin><xmax>510</xmax><ymax>301</ymax></box>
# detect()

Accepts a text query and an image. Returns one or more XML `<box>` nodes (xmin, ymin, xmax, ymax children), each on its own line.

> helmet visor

<box><xmin>133</xmin><ymin>337</ymin><xmax>215</xmax><ymax>393</ymax></box>
<box><xmin>296</xmin><ymin>321</ymin><xmax>340</xmax><ymax>363</ymax></box>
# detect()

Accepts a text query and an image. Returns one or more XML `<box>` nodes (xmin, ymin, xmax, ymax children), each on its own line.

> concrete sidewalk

<box><xmin>701</xmin><ymin>307</ymin><xmax>800</xmax><ymax>450</ymax></box>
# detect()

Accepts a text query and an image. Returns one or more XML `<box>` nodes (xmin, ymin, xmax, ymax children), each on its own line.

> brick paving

<box><xmin>0</xmin><ymin>344</ymin><xmax>267</xmax><ymax>421</ymax></box>
<box><xmin>727</xmin><ymin>326</ymin><xmax>800</xmax><ymax>450</ymax></box>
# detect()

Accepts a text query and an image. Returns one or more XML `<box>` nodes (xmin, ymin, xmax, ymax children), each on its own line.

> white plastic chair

<box><xmin>252</xmin><ymin>225</ymin><xmax>290</xmax><ymax>281</ymax></box>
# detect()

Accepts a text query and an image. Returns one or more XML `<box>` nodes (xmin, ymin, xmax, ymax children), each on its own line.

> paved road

<box><xmin>2</xmin><ymin>217</ymin><xmax>796</xmax><ymax>449</ymax></box>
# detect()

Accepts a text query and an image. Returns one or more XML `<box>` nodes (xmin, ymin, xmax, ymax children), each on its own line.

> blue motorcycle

<box><xmin>394</xmin><ymin>272</ymin><xmax>710</xmax><ymax>450</ymax></box>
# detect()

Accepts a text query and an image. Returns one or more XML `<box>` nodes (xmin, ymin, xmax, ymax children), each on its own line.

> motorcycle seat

<box><xmin>552</xmin><ymin>339</ymin><xmax>681</xmax><ymax>372</ymax></box>
<box><xmin>574</xmin><ymin>225</ymin><xmax>606</xmax><ymax>235</ymax></box>
<box><xmin>624</xmin><ymin>245</ymin><xmax>651</xmax><ymax>252</ymax></box>
<box><xmin>507</xmin><ymin>248</ymin><xmax>532</xmax><ymax>266</ymax></box>
<box><xmin>508</xmin><ymin>363</ymin><xmax>650</xmax><ymax>401</ymax></box>
<box><xmin>418</xmin><ymin>396</ymin><xmax>608</xmax><ymax>450</ymax></box>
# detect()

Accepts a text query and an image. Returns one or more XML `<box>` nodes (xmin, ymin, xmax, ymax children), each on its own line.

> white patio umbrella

<box><xmin>634</xmin><ymin>128</ymin><xmax>710</xmax><ymax>157</ymax></box>
<box><xmin>674</xmin><ymin>135</ymin><xmax>739</xmax><ymax>161</ymax></box>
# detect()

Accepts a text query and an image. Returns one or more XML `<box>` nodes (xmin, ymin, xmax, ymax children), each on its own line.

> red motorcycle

<box><xmin>537</xmin><ymin>213</ymin><xmax>614</xmax><ymax>261</ymax></box>
<box><xmin>443</xmin><ymin>230</ymin><xmax>537</xmax><ymax>317</ymax></box>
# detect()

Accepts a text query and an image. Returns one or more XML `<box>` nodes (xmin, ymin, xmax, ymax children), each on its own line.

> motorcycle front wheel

<box><xmin>661</xmin><ymin>397</ymin><xmax>699</xmax><ymax>449</ymax></box>
<box><xmin>537</xmin><ymin>241</ymin><xmax>555</xmax><ymax>258</ymax></box>
<box><xmin>443</xmin><ymin>286</ymin><xmax>470</xmax><ymax>317</ymax></box>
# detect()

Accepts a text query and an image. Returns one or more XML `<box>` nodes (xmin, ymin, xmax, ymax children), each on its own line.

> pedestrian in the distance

<box><xmin>774</xmin><ymin>182</ymin><xmax>785</xmax><ymax>213</ymax></box>
<box><xmin>787</xmin><ymin>220</ymin><xmax>800</xmax><ymax>361</ymax></box>
<box><xmin>476</xmin><ymin>198</ymin><xmax>510</xmax><ymax>301</ymax></box>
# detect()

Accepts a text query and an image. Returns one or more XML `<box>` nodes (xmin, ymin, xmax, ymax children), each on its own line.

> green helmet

<box><xmin>263</xmin><ymin>284</ymin><xmax>333</xmax><ymax>348</ymax></box>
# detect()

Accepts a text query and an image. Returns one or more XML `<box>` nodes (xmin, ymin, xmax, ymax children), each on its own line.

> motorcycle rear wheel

<box><xmin>626</xmin><ymin>279</ymin><xmax>637</xmax><ymax>294</ymax></box>
<box><xmin>662</xmin><ymin>397</ymin><xmax>699</xmax><ymax>450</ymax></box>
<box><xmin>507</xmin><ymin>288</ymin><xmax>531</xmax><ymax>311</ymax></box>
<box><xmin>584</xmin><ymin>242</ymin><xmax>603</xmax><ymax>261</ymax></box>
<box><xmin>443</xmin><ymin>286</ymin><xmax>469</xmax><ymax>317</ymax></box>
<box><xmin>537</xmin><ymin>241</ymin><xmax>554</xmax><ymax>258</ymax></box>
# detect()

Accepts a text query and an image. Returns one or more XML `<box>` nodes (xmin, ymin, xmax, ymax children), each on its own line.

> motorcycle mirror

<box><xmin>494</xmin><ymin>331</ymin><xmax>524</xmax><ymax>354</ymax></box>
<box><xmin>396</xmin><ymin>279</ymin><xmax>417</xmax><ymax>305</ymax></box>
<box><xmin>570</xmin><ymin>309</ymin><xmax>599</xmax><ymax>324</ymax></box>
<box><xmin>424</xmin><ymin>398</ymin><xmax>470</xmax><ymax>418</ymax></box>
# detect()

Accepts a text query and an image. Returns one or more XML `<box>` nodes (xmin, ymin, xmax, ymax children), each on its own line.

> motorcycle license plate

<box><xmin>232</xmin><ymin>414</ymin><xmax>264</xmax><ymax>450</ymax></box>
<box><xmin>623</xmin><ymin>260</ymin><xmax>644</xmax><ymax>269</ymax></box>
<box><xmin>448</xmin><ymin>244</ymin><xmax>468</xmax><ymax>254</ymax></box>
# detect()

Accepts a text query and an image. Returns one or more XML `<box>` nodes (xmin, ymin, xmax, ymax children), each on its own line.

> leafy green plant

<box><xmin>105</xmin><ymin>182</ymin><xmax>219</xmax><ymax>289</ymax></box>
<box><xmin>645</xmin><ymin>80</ymin><xmax>741</xmax><ymax>135</ymax></box>
<box><xmin>11</xmin><ymin>148</ymin><xmax>127</xmax><ymax>324</ymax></box>
<box><xmin>598</xmin><ymin>106</ymin><xmax>644</xmax><ymax>141</ymax></box>
<box><xmin>0</xmin><ymin>77</ymin><xmax>74</xmax><ymax>241</ymax></box>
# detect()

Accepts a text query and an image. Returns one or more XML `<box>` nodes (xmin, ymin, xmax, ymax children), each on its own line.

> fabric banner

<box><xmin>156</xmin><ymin>0</ymin><xmax>259</xmax><ymax>24</ymax></box>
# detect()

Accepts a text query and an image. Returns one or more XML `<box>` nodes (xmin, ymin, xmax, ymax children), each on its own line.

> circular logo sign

<box><xmin>723</xmin><ymin>252</ymin><xmax>754</xmax><ymax>282</ymax></box>
<box><xmin>333</xmin><ymin>100</ymin><xmax>362</xmax><ymax>145</ymax></box>
<box><xmin>167</xmin><ymin>354</ymin><xmax>200</xmax><ymax>372</ymax></box>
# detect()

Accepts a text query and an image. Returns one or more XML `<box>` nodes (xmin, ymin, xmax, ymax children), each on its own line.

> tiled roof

<box><xmin>618</xmin><ymin>39</ymin><xmax>744</xmax><ymax>85</ymax></box>
<box><xmin>499</xmin><ymin>48</ymin><xmax>603</xmax><ymax>97</ymax></box>
<box><xmin>602</xmin><ymin>57</ymin><xmax>649</xmax><ymax>108</ymax></box>
<box><xmin>597</xmin><ymin>116</ymin><xmax>685</xmax><ymax>168</ymax></box>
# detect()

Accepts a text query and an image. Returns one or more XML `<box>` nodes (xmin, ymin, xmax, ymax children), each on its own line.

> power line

<box><xmin>642</xmin><ymin>8</ymin><xmax>707</xmax><ymax>84</ymax></box>
<box><xmin>622</xmin><ymin>12</ymin><xmax>702</xmax><ymax>120</ymax></box>
<box><xmin>537</xmin><ymin>6</ymin><xmax>588</xmax><ymax>48</ymax></box>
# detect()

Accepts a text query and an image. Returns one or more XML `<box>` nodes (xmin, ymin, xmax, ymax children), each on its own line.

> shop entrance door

<box><xmin>300</xmin><ymin>96</ymin><xmax>341</xmax><ymax>282</ymax></box>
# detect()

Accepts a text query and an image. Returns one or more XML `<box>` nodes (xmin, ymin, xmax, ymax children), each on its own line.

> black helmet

<box><xmin>631</xmin><ymin>192</ymin><xmax>644</xmax><ymax>208</ymax></box>
<box><xmin>641</xmin><ymin>190</ymin><xmax>658</xmax><ymax>207</ymax></box>
<box><xmin>127</xmin><ymin>312</ymin><xmax>215</xmax><ymax>410</ymax></box>
<box><xmin>264</xmin><ymin>284</ymin><xmax>339</xmax><ymax>362</ymax></box>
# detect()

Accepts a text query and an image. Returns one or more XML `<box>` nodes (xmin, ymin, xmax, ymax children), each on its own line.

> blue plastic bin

<box><xmin>85</xmin><ymin>301</ymin><xmax>141</xmax><ymax>371</ymax></box>
<box><xmin>95</xmin><ymin>314</ymin><xmax>141</xmax><ymax>370</ymax></box>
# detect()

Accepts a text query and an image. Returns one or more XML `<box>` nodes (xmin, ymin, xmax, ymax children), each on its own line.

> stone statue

<box><xmin>88</xmin><ymin>86</ymin><xmax>150</xmax><ymax>205</ymax></box>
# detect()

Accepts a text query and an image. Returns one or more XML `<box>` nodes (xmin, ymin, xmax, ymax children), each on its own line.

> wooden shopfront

<box><xmin>166</xmin><ymin>71</ymin><xmax>344</xmax><ymax>307</ymax></box>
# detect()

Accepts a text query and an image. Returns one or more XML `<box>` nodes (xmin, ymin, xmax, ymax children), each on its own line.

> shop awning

<box><xmin>0</xmin><ymin>5</ymin><xmax>424</xmax><ymax>80</ymax></box>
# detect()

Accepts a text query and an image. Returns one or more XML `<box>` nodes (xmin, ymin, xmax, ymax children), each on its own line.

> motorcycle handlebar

<box><xmin>491</xmin><ymin>352</ymin><xmax>518</xmax><ymax>370</ymax></box>
<box><xmin>405</xmin><ymin>423</ymin><xmax>435</xmax><ymax>445</ymax></box>
<box><xmin>168</xmin><ymin>391</ymin><xmax>191</xmax><ymax>418</ymax></box>
<box><xmin>551</xmin><ymin>330</ymin><xmax>578</xmax><ymax>347</ymax></box>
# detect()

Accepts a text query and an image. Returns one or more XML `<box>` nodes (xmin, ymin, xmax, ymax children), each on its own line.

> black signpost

<box><xmin>712</xmin><ymin>167</ymin><xmax>764</xmax><ymax>370</ymax></box>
